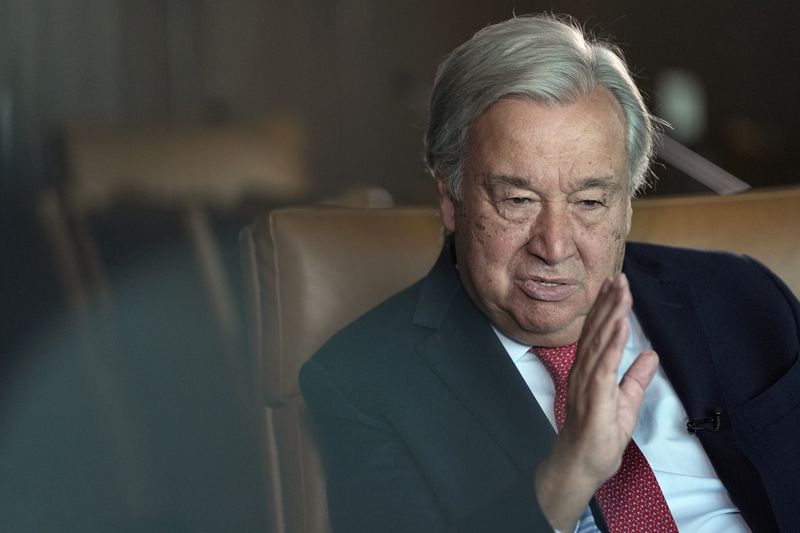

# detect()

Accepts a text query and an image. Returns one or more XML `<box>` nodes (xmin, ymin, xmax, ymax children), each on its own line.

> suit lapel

<box><xmin>624</xmin><ymin>252</ymin><xmax>726</xmax><ymax>419</ymax></box>
<box><xmin>413</xmin><ymin>241</ymin><xmax>555</xmax><ymax>472</ymax></box>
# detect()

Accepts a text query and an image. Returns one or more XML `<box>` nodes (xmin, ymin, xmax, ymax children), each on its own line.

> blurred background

<box><xmin>1</xmin><ymin>0</ymin><xmax>799</xmax><ymax>531</ymax></box>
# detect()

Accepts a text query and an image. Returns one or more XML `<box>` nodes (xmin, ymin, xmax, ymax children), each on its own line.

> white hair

<box><xmin>424</xmin><ymin>14</ymin><xmax>659</xmax><ymax>199</ymax></box>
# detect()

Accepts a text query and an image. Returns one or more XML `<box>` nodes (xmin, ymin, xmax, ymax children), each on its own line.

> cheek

<box><xmin>462</xmin><ymin>210</ymin><xmax>502</xmax><ymax>250</ymax></box>
<box><xmin>458</xmin><ymin>211</ymin><xmax>523</xmax><ymax>279</ymax></box>
<box><xmin>610</xmin><ymin>225</ymin><xmax>625</xmax><ymax>248</ymax></box>
<box><xmin>578</xmin><ymin>216</ymin><xmax>627</xmax><ymax>273</ymax></box>
<box><xmin>594</xmin><ymin>223</ymin><xmax>627</xmax><ymax>273</ymax></box>
<box><xmin>611</xmin><ymin>227</ymin><xmax>626</xmax><ymax>271</ymax></box>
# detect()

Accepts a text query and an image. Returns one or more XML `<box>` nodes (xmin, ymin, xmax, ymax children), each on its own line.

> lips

<box><xmin>518</xmin><ymin>277</ymin><xmax>578</xmax><ymax>302</ymax></box>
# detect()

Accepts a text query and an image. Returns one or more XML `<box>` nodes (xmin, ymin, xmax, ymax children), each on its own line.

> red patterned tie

<box><xmin>534</xmin><ymin>344</ymin><xmax>678</xmax><ymax>533</ymax></box>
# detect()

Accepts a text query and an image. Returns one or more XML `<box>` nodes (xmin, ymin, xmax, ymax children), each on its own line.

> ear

<box><xmin>623</xmin><ymin>195</ymin><xmax>633</xmax><ymax>238</ymax></box>
<box><xmin>435</xmin><ymin>174</ymin><xmax>457</xmax><ymax>233</ymax></box>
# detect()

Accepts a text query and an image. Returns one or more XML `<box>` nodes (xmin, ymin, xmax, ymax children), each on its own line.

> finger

<box><xmin>569</xmin><ymin>316</ymin><xmax>629</xmax><ymax>405</ymax></box>
<box><xmin>575</xmin><ymin>281</ymin><xmax>618</xmax><ymax>365</ymax></box>
<box><xmin>575</xmin><ymin>275</ymin><xmax>631</xmax><ymax>368</ymax></box>
<box><xmin>619</xmin><ymin>350</ymin><xmax>660</xmax><ymax>412</ymax></box>
<box><xmin>594</xmin><ymin>315</ymin><xmax>630</xmax><ymax>382</ymax></box>
<box><xmin>606</xmin><ymin>274</ymin><xmax>633</xmax><ymax>324</ymax></box>
<box><xmin>582</xmin><ymin>276</ymin><xmax>618</xmax><ymax>333</ymax></box>
<box><xmin>581</xmin><ymin>275</ymin><xmax>631</xmax><ymax>345</ymax></box>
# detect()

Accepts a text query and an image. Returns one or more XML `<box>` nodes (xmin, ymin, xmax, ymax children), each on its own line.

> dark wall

<box><xmin>3</xmin><ymin>0</ymin><xmax>798</xmax><ymax>206</ymax></box>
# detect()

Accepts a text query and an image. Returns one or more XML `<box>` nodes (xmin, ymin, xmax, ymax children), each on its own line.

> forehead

<box><xmin>465</xmin><ymin>88</ymin><xmax>629</xmax><ymax>188</ymax></box>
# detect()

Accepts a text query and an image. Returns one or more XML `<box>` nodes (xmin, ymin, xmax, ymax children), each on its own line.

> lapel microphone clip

<box><xmin>686</xmin><ymin>408</ymin><xmax>722</xmax><ymax>433</ymax></box>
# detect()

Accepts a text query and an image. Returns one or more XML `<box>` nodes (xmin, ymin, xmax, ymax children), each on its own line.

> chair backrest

<box><xmin>64</xmin><ymin>118</ymin><xmax>309</xmax><ymax>211</ymax></box>
<box><xmin>241</xmin><ymin>186</ymin><xmax>799</xmax><ymax>532</ymax></box>
<box><xmin>630</xmin><ymin>186</ymin><xmax>800</xmax><ymax>296</ymax></box>
<box><xmin>241</xmin><ymin>206</ymin><xmax>444</xmax><ymax>533</ymax></box>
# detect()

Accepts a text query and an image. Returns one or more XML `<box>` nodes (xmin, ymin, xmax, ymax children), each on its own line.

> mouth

<box><xmin>519</xmin><ymin>277</ymin><xmax>578</xmax><ymax>302</ymax></box>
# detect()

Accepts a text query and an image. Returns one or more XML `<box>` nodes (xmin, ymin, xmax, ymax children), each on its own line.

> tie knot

<box><xmin>533</xmin><ymin>343</ymin><xmax>577</xmax><ymax>383</ymax></box>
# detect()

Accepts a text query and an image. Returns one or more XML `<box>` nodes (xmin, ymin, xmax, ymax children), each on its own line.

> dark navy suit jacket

<box><xmin>300</xmin><ymin>241</ymin><xmax>800</xmax><ymax>532</ymax></box>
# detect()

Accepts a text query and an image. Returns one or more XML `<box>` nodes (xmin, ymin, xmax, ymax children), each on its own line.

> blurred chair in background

<box><xmin>317</xmin><ymin>186</ymin><xmax>395</xmax><ymax>209</ymax></box>
<box><xmin>38</xmin><ymin>115</ymin><xmax>310</xmax><ymax>354</ymax></box>
<box><xmin>32</xmin><ymin>111</ymin><xmax>409</xmax><ymax>532</ymax></box>
<box><xmin>20</xmin><ymin>116</ymin><xmax>310</xmax><ymax>532</ymax></box>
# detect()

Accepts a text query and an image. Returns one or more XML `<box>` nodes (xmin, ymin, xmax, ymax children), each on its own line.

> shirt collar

<box><xmin>492</xmin><ymin>312</ymin><xmax>641</xmax><ymax>365</ymax></box>
<box><xmin>491</xmin><ymin>326</ymin><xmax>534</xmax><ymax>363</ymax></box>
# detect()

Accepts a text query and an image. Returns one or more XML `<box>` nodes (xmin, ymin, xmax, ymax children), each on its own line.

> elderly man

<box><xmin>301</xmin><ymin>14</ymin><xmax>799</xmax><ymax>532</ymax></box>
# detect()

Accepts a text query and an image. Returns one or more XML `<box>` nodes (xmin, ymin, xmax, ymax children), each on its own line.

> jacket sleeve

<box><xmin>300</xmin><ymin>359</ymin><xmax>553</xmax><ymax>533</ymax></box>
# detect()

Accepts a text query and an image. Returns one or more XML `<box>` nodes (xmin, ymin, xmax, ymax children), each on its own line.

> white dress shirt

<box><xmin>494</xmin><ymin>312</ymin><xmax>750</xmax><ymax>532</ymax></box>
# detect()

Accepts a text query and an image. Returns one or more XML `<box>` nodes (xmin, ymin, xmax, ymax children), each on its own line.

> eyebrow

<box><xmin>483</xmin><ymin>174</ymin><xmax>623</xmax><ymax>195</ymax></box>
<box><xmin>576</xmin><ymin>176</ymin><xmax>623</xmax><ymax>195</ymax></box>
<box><xmin>483</xmin><ymin>175</ymin><xmax>532</xmax><ymax>190</ymax></box>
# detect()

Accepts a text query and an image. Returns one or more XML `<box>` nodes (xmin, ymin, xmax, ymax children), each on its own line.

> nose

<box><xmin>525</xmin><ymin>202</ymin><xmax>577</xmax><ymax>265</ymax></box>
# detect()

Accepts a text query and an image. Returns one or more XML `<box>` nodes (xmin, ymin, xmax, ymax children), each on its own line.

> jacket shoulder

<box><xmin>300</xmin><ymin>279</ymin><xmax>434</xmax><ymax>398</ymax></box>
<box><xmin>624</xmin><ymin>241</ymin><xmax>790</xmax><ymax>288</ymax></box>
<box><xmin>318</xmin><ymin>280</ymin><xmax>426</xmax><ymax>358</ymax></box>
<box><xmin>626</xmin><ymin>241</ymin><xmax>752</xmax><ymax>269</ymax></box>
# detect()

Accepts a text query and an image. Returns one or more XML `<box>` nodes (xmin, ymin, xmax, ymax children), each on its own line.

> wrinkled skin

<box><xmin>438</xmin><ymin>87</ymin><xmax>632</xmax><ymax>347</ymax></box>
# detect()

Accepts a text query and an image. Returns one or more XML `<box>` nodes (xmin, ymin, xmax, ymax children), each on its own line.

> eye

<box><xmin>509</xmin><ymin>197</ymin><xmax>531</xmax><ymax>205</ymax></box>
<box><xmin>576</xmin><ymin>198</ymin><xmax>605</xmax><ymax>209</ymax></box>
<box><xmin>494</xmin><ymin>195</ymin><xmax>537</xmax><ymax>222</ymax></box>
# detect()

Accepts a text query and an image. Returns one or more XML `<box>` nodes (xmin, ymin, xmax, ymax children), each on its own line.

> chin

<box><xmin>511</xmin><ymin>312</ymin><xmax>583</xmax><ymax>344</ymax></box>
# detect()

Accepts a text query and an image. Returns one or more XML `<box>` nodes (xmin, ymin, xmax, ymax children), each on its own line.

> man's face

<box><xmin>437</xmin><ymin>87</ymin><xmax>632</xmax><ymax>347</ymax></box>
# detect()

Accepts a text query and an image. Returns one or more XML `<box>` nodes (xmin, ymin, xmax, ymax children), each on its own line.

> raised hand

<box><xmin>535</xmin><ymin>273</ymin><xmax>660</xmax><ymax>531</ymax></box>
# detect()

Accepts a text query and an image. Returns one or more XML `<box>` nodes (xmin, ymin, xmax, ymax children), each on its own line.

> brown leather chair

<box><xmin>241</xmin><ymin>186</ymin><xmax>799</xmax><ymax>532</ymax></box>
<box><xmin>240</xmin><ymin>207</ymin><xmax>444</xmax><ymax>533</ymax></box>
<box><xmin>630</xmin><ymin>186</ymin><xmax>800</xmax><ymax>296</ymax></box>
